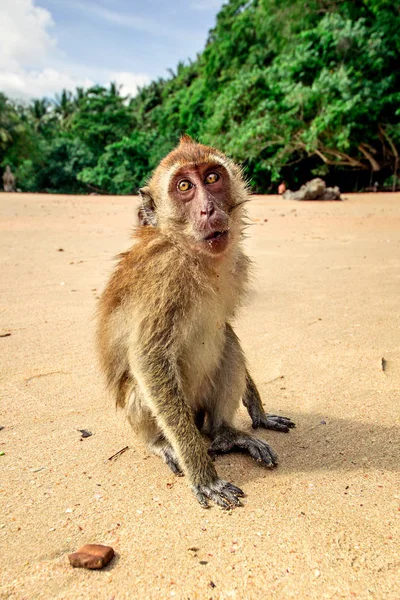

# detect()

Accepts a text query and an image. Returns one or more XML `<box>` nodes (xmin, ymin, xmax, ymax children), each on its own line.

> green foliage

<box><xmin>78</xmin><ymin>132</ymin><xmax>160</xmax><ymax>194</ymax></box>
<box><xmin>69</xmin><ymin>85</ymin><xmax>134</xmax><ymax>159</ymax></box>
<box><xmin>0</xmin><ymin>0</ymin><xmax>399</xmax><ymax>193</ymax></box>
<box><xmin>17</xmin><ymin>137</ymin><xmax>94</xmax><ymax>193</ymax></box>
<box><xmin>0</xmin><ymin>93</ymin><xmax>38</xmax><ymax>169</ymax></box>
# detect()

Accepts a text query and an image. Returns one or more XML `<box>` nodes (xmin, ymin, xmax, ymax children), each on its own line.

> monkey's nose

<box><xmin>201</xmin><ymin>201</ymin><xmax>215</xmax><ymax>218</ymax></box>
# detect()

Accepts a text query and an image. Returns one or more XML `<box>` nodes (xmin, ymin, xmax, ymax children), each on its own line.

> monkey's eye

<box><xmin>177</xmin><ymin>180</ymin><xmax>193</xmax><ymax>192</ymax></box>
<box><xmin>205</xmin><ymin>172</ymin><xmax>219</xmax><ymax>185</ymax></box>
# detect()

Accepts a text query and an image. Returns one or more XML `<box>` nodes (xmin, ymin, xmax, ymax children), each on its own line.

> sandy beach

<box><xmin>0</xmin><ymin>191</ymin><xmax>399</xmax><ymax>599</ymax></box>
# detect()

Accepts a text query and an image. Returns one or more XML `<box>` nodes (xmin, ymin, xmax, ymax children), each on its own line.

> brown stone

<box><xmin>68</xmin><ymin>544</ymin><xmax>114</xmax><ymax>569</ymax></box>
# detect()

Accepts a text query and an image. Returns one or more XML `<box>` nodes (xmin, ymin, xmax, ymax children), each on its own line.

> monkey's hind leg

<box><xmin>243</xmin><ymin>371</ymin><xmax>295</xmax><ymax>432</ymax></box>
<box><xmin>126</xmin><ymin>387</ymin><xmax>183</xmax><ymax>476</ymax></box>
<box><xmin>149</xmin><ymin>435</ymin><xmax>184</xmax><ymax>477</ymax></box>
<box><xmin>208</xmin><ymin>423</ymin><xmax>279</xmax><ymax>468</ymax></box>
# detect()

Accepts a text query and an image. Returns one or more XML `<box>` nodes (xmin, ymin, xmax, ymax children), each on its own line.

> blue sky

<box><xmin>0</xmin><ymin>0</ymin><xmax>224</xmax><ymax>100</ymax></box>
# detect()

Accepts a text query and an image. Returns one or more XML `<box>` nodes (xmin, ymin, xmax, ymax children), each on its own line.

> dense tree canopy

<box><xmin>1</xmin><ymin>0</ymin><xmax>399</xmax><ymax>194</ymax></box>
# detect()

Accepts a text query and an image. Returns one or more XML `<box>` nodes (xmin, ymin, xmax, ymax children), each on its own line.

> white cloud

<box><xmin>0</xmin><ymin>0</ymin><xmax>56</xmax><ymax>70</ymax></box>
<box><xmin>0</xmin><ymin>68</ymin><xmax>93</xmax><ymax>100</ymax></box>
<box><xmin>0</xmin><ymin>0</ymin><xmax>151</xmax><ymax>101</ymax></box>
<box><xmin>112</xmin><ymin>72</ymin><xmax>151</xmax><ymax>97</ymax></box>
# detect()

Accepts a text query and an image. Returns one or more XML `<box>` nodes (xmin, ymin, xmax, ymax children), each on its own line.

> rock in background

<box><xmin>283</xmin><ymin>178</ymin><xmax>342</xmax><ymax>201</ymax></box>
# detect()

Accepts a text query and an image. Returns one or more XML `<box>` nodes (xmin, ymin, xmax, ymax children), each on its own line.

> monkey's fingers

<box><xmin>256</xmin><ymin>414</ymin><xmax>295</xmax><ymax>433</ymax></box>
<box><xmin>209</xmin><ymin>490</ymin><xmax>236</xmax><ymax>510</ymax></box>
<box><xmin>193</xmin><ymin>489</ymin><xmax>210</xmax><ymax>509</ymax></box>
<box><xmin>192</xmin><ymin>480</ymin><xmax>245</xmax><ymax>510</ymax></box>
<box><xmin>219</xmin><ymin>483</ymin><xmax>245</xmax><ymax>507</ymax></box>
<box><xmin>223</xmin><ymin>482</ymin><xmax>245</xmax><ymax>498</ymax></box>
<box><xmin>268</xmin><ymin>414</ymin><xmax>296</xmax><ymax>428</ymax></box>
<box><xmin>161</xmin><ymin>447</ymin><xmax>184</xmax><ymax>476</ymax></box>
<box><xmin>245</xmin><ymin>438</ymin><xmax>278</xmax><ymax>467</ymax></box>
<box><xmin>167</xmin><ymin>460</ymin><xmax>184</xmax><ymax>476</ymax></box>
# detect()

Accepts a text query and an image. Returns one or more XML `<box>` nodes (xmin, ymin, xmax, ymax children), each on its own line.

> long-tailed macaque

<box><xmin>97</xmin><ymin>136</ymin><xmax>294</xmax><ymax>508</ymax></box>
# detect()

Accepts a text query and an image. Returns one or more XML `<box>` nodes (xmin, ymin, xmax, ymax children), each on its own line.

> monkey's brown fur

<box><xmin>97</xmin><ymin>136</ymin><xmax>294</xmax><ymax>508</ymax></box>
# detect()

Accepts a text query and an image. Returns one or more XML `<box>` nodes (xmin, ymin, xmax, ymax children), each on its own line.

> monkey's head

<box><xmin>139</xmin><ymin>136</ymin><xmax>248</xmax><ymax>257</ymax></box>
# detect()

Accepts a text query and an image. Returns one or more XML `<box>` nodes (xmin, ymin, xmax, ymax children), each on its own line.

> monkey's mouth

<box><xmin>202</xmin><ymin>230</ymin><xmax>229</xmax><ymax>254</ymax></box>
<box><xmin>204</xmin><ymin>230</ymin><xmax>228</xmax><ymax>241</ymax></box>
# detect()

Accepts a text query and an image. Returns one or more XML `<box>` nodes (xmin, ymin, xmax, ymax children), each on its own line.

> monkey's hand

<box><xmin>192</xmin><ymin>480</ymin><xmax>245</xmax><ymax>509</ymax></box>
<box><xmin>251</xmin><ymin>413</ymin><xmax>295</xmax><ymax>433</ymax></box>
<box><xmin>209</xmin><ymin>426</ymin><xmax>279</xmax><ymax>467</ymax></box>
<box><xmin>243</xmin><ymin>371</ymin><xmax>295</xmax><ymax>432</ymax></box>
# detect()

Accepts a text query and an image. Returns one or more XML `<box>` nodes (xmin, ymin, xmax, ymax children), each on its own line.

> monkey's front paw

<box><xmin>252</xmin><ymin>414</ymin><xmax>295</xmax><ymax>433</ymax></box>
<box><xmin>192</xmin><ymin>480</ymin><xmax>245</xmax><ymax>510</ymax></box>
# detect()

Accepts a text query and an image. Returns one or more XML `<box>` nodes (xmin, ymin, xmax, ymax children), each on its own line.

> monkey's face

<box><xmin>140</xmin><ymin>138</ymin><xmax>248</xmax><ymax>257</ymax></box>
<box><xmin>167</xmin><ymin>162</ymin><xmax>235</xmax><ymax>256</ymax></box>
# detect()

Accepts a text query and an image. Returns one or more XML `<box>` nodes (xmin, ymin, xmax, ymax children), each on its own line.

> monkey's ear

<box><xmin>179</xmin><ymin>133</ymin><xmax>196</xmax><ymax>145</ymax></box>
<box><xmin>138</xmin><ymin>186</ymin><xmax>157</xmax><ymax>227</ymax></box>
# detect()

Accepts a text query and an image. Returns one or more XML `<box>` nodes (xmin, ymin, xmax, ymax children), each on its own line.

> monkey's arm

<box><xmin>136</xmin><ymin>350</ymin><xmax>244</xmax><ymax>509</ymax></box>
<box><xmin>243</xmin><ymin>371</ymin><xmax>295</xmax><ymax>432</ymax></box>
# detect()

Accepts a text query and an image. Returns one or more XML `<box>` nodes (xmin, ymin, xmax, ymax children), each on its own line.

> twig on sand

<box><xmin>105</xmin><ymin>446</ymin><xmax>129</xmax><ymax>463</ymax></box>
<box><xmin>264</xmin><ymin>375</ymin><xmax>284</xmax><ymax>384</ymax></box>
<box><xmin>24</xmin><ymin>371</ymin><xmax>70</xmax><ymax>384</ymax></box>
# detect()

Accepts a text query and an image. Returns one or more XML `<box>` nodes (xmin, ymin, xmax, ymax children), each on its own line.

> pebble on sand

<box><xmin>68</xmin><ymin>544</ymin><xmax>115</xmax><ymax>569</ymax></box>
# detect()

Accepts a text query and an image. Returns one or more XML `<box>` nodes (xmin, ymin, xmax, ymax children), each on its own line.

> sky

<box><xmin>0</xmin><ymin>0</ymin><xmax>224</xmax><ymax>101</ymax></box>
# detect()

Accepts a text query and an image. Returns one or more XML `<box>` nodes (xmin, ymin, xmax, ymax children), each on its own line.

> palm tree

<box><xmin>54</xmin><ymin>89</ymin><xmax>74</xmax><ymax>121</ymax></box>
<box><xmin>28</xmin><ymin>98</ymin><xmax>51</xmax><ymax>131</ymax></box>
<box><xmin>0</xmin><ymin>93</ymin><xmax>16</xmax><ymax>151</ymax></box>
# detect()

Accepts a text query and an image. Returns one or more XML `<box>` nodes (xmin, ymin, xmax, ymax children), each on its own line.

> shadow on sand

<box><xmin>214</xmin><ymin>411</ymin><xmax>400</xmax><ymax>485</ymax></box>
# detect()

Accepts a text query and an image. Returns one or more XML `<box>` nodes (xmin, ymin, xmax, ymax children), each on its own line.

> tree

<box><xmin>69</xmin><ymin>84</ymin><xmax>134</xmax><ymax>159</ymax></box>
<box><xmin>78</xmin><ymin>132</ymin><xmax>163</xmax><ymax>194</ymax></box>
<box><xmin>1</xmin><ymin>0</ymin><xmax>399</xmax><ymax>193</ymax></box>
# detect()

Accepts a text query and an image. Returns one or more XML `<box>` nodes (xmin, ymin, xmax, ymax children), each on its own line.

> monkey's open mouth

<box><xmin>204</xmin><ymin>230</ymin><xmax>228</xmax><ymax>241</ymax></box>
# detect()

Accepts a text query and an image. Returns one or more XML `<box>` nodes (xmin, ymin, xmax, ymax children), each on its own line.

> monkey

<box><xmin>97</xmin><ymin>135</ymin><xmax>294</xmax><ymax>508</ymax></box>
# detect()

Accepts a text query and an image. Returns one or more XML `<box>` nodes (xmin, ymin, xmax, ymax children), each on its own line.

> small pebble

<box><xmin>78</xmin><ymin>429</ymin><xmax>93</xmax><ymax>438</ymax></box>
<box><xmin>68</xmin><ymin>544</ymin><xmax>114</xmax><ymax>569</ymax></box>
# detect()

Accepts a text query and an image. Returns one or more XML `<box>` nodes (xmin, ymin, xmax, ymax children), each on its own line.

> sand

<box><xmin>0</xmin><ymin>191</ymin><xmax>399</xmax><ymax>600</ymax></box>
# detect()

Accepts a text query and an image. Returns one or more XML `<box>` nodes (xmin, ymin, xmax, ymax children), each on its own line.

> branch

<box><xmin>379</xmin><ymin>125</ymin><xmax>399</xmax><ymax>191</ymax></box>
<box><xmin>85</xmin><ymin>182</ymin><xmax>110</xmax><ymax>195</ymax></box>
<box><xmin>358</xmin><ymin>144</ymin><xmax>381</xmax><ymax>171</ymax></box>
<box><xmin>378</xmin><ymin>125</ymin><xmax>398</xmax><ymax>158</ymax></box>
<box><xmin>320</xmin><ymin>146</ymin><xmax>365</xmax><ymax>168</ymax></box>
<box><xmin>314</xmin><ymin>147</ymin><xmax>365</xmax><ymax>169</ymax></box>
